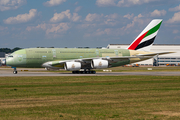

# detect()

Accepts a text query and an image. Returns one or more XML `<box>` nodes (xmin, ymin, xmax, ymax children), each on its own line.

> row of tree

<box><xmin>0</xmin><ymin>47</ymin><xmax>22</xmax><ymax>54</ymax></box>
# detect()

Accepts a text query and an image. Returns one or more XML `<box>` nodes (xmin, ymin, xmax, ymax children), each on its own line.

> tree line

<box><xmin>0</xmin><ymin>47</ymin><xmax>22</xmax><ymax>54</ymax></box>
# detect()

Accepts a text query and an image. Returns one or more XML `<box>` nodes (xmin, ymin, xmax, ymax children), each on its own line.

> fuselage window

<box><xmin>100</xmin><ymin>52</ymin><xmax>114</xmax><ymax>53</ymax></box>
<box><xmin>60</xmin><ymin>51</ymin><xmax>88</xmax><ymax>53</ymax></box>
<box><xmin>35</xmin><ymin>51</ymin><xmax>47</xmax><ymax>53</ymax></box>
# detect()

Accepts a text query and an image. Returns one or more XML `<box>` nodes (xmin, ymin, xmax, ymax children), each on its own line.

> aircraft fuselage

<box><xmin>6</xmin><ymin>48</ymin><xmax>137</xmax><ymax>68</ymax></box>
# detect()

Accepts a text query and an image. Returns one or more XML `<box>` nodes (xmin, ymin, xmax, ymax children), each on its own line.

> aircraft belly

<box><xmin>111</xmin><ymin>60</ymin><xmax>130</xmax><ymax>67</ymax></box>
<box><xmin>129</xmin><ymin>58</ymin><xmax>151</xmax><ymax>64</ymax></box>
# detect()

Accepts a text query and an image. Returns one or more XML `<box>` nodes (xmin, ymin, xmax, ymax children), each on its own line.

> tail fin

<box><xmin>127</xmin><ymin>19</ymin><xmax>162</xmax><ymax>52</ymax></box>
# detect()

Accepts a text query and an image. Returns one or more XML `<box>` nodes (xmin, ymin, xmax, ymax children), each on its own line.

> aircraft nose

<box><xmin>1</xmin><ymin>59</ymin><xmax>6</xmax><ymax>66</ymax></box>
<box><xmin>6</xmin><ymin>57</ymin><xmax>14</xmax><ymax>66</ymax></box>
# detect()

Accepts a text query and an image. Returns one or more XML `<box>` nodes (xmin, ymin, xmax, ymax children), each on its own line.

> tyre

<box><xmin>13</xmin><ymin>71</ymin><xmax>17</xmax><ymax>74</ymax></box>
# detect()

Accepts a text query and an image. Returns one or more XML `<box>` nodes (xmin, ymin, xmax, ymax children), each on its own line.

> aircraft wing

<box><xmin>42</xmin><ymin>56</ymin><xmax>152</xmax><ymax>69</ymax></box>
<box><xmin>42</xmin><ymin>51</ymin><xmax>174</xmax><ymax>69</ymax></box>
<box><xmin>136</xmin><ymin>52</ymin><xmax>175</xmax><ymax>57</ymax></box>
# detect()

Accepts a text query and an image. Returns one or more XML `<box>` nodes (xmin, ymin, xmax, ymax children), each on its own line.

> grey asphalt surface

<box><xmin>0</xmin><ymin>68</ymin><xmax>180</xmax><ymax>76</ymax></box>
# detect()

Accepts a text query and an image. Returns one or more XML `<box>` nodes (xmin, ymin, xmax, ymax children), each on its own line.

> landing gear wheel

<box><xmin>12</xmin><ymin>67</ymin><xmax>17</xmax><ymax>74</ymax></box>
<box><xmin>72</xmin><ymin>70</ymin><xmax>96</xmax><ymax>74</ymax></box>
<box><xmin>13</xmin><ymin>71</ymin><xmax>17</xmax><ymax>74</ymax></box>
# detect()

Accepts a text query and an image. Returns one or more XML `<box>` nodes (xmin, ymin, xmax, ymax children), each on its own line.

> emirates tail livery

<box><xmin>127</xmin><ymin>19</ymin><xmax>162</xmax><ymax>52</ymax></box>
<box><xmin>2</xmin><ymin>19</ymin><xmax>173</xmax><ymax>74</ymax></box>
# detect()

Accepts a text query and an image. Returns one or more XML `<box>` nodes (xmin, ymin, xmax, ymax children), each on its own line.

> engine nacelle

<box><xmin>45</xmin><ymin>67</ymin><xmax>59</xmax><ymax>71</ymax></box>
<box><xmin>64</xmin><ymin>62</ymin><xmax>81</xmax><ymax>71</ymax></box>
<box><xmin>91</xmin><ymin>59</ymin><xmax>108</xmax><ymax>69</ymax></box>
<box><xmin>1</xmin><ymin>59</ymin><xmax>6</xmax><ymax>66</ymax></box>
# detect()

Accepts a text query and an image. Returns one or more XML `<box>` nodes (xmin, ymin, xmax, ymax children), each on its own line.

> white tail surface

<box><xmin>127</xmin><ymin>19</ymin><xmax>163</xmax><ymax>52</ymax></box>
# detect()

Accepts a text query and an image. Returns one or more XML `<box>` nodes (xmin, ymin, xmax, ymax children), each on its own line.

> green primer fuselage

<box><xmin>6</xmin><ymin>48</ymin><xmax>131</xmax><ymax>68</ymax></box>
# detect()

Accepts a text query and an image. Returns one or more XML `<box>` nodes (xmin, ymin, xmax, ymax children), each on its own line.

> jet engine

<box><xmin>91</xmin><ymin>59</ymin><xmax>108</xmax><ymax>69</ymax></box>
<box><xmin>45</xmin><ymin>67</ymin><xmax>59</xmax><ymax>71</ymax></box>
<box><xmin>64</xmin><ymin>62</ymin><xmax>81</xmax><ymax>71</ymax></box>
<box><xmin>1</xmin><ymin>59</ymin><xmax>6</xmax><ymax>66</ymax></box>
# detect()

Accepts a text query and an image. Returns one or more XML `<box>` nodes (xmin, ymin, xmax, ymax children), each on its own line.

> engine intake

<box><xmin>91</xmin><ymin>59</ymin><xmax>108</xmax><ymax>69</ymax></box>
<box><xmin>1</xmin><ymin>59</ymin><xmax>6</xmax><ymax>66</ymax></box>
<box><xmin>65</xmin><ymin>62</ymin><xmax>81</xmax><ymax>71</ymax></box>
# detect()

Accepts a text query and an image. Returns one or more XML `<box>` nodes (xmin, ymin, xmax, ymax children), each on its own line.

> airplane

<box><xmin>1</xmin><ymin>19</ymin><xmax>172</xmax><ymax>74</ymax></box>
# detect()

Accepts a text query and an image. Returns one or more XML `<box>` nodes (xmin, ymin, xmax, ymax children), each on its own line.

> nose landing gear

<box><xmin>12</xmin><ymin>67</ymin><xmax>18</xmax><ymax>74</ymax></box>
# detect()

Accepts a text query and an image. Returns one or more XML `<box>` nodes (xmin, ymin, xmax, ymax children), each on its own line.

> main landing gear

<box><xmin>72</xmin><ymin>70</ymin><xmax>96</xmax><ymax>74</ymax></box>
<box><xmin>12</xmin><ymin>67</ymin><xmax>18</xmax><ymax>74</ymax></box>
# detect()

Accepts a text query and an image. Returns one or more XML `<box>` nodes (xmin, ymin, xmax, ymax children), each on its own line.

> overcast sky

<box><xmin>1</xmin><ymin>0</ymin><xmax>180</xmax><ymax>48</ymax></box>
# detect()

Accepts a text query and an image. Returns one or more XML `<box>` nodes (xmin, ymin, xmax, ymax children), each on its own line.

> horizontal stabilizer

<box><xmin>136</xmin><ymin>52</ymin><xmax>175</xmax><ymax>57</ymax></box>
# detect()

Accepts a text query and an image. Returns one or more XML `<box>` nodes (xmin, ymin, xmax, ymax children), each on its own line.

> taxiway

<box><xmin>0</xmin><ymin>69</ymin><xmax>180</xmax><ymax>76</ymax></box>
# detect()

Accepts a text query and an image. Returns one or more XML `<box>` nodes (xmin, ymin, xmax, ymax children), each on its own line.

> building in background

<box><xmin>107</xmin><ymin>44</ymin><xmax>180</xmax><ymax>66</ymax></box>
<box><xmin>0</xmin><ymin>52</ymin><xmax>6</xmax><ymax>65</ymax></box>
<box><xmin>0</xmin><ymin>52</ymin><xmax>5</xmax><ymax>59</ymax></box>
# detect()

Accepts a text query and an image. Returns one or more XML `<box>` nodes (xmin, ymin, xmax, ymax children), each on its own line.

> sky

<box><xmin>1</xmin><ymin>0</ymin><xmax>180</xmax><ymax>48</ymax></box>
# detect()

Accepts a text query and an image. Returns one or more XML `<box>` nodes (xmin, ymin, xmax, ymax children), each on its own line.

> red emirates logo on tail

<box><xmin>128</xmin><ymin>31</ymin><xmax>148</xmax><ymax>50</ymax></box>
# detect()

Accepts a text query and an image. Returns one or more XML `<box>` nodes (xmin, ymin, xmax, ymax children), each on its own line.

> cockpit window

<box><xmin>8</xmin><ymin>55</ymin><xmax>13</xmax><ymax>57</ymax></box>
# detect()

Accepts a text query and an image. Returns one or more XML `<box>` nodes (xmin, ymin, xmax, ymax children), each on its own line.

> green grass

<box><xmin>1</xmin><ymin>76</ymin><xmax>180</xmax><ymax>119</ymax></box>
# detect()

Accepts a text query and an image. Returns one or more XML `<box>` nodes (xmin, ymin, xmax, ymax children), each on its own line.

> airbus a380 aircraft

<box><xmin>2</xmin><ymin>19</ymin><xmax>172</xmax><ymax>74</ymax></box>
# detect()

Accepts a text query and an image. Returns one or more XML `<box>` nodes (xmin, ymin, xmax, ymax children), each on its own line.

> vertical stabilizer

<box><xmin>127</xmin><ymin>19</ymin><xmax>162</xmax><ymax>52</ymax></box>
